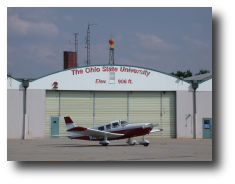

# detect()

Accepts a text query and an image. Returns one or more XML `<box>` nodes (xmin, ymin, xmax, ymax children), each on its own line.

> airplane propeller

<box><xmin>142</xmin><ymin>123</ymin><xmax>156</xmax><ymax>129</ymax></box>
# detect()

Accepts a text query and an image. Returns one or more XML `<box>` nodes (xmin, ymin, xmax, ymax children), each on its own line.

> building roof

<box><xmin>184</xmin><ymin>73</ymin><xmax>212</xmax><ymax>81</ymax></box>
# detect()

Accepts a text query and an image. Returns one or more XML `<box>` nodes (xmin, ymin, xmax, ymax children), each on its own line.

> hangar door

<box><xmin>95</xmin><ymin>92</ymin><xmax>127</xmax><ymax>125</ymax></box>
<box><xmin>46</xmin><ymin>91</ymin><xmax>93</xmax><ymax>137</ymax></box>
<box><xmin>59</xmin><ymin>91</ymin><xmax>93</xmax><ymax>136</ymax></box>
<box><xmin>45</xmin><ymin>91</ymin><xmax>175</xmax><ymax>138</ymax></box>
<box><xmin>129</xmin><ymin>92</ymin><xmax>161</xmax><ymax>138</ymax></box>
<box><xmin>162</xmin><ymin>92</ymin><xmax>176</xmax><ymax>138</ymax></box>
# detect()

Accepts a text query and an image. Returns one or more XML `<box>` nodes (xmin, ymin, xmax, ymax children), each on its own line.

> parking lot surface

<box><xmin>7</xmin><ymin>138</ymin><xmax>212</xmax><ymax>161</ymax></box>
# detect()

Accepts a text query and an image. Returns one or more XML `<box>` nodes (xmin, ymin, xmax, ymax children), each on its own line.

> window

<box><xmin>106</xmin><ymin>124</ymin><xmax>111</xmax><ymax>130</ymax></box>
<box><xmin>98</xmin><ymin>126</ymin><xmax>104</xmax><ymax>131</ymax></box>
<box><xmin>121</xmin><ymin>121</ymin><xmax>131</xmax><ymax>127</ymax></box>
<box><xmin>204</xmin><ymin>120</ymin><xmax>210</xmax><ymax>124</ymax></box>
<box><xmin>112</xmin><ymin>122</ymin><xmax>120</xmax><ymax>128</ymax></box>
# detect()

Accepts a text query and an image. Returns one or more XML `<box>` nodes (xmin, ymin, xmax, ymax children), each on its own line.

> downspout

<box><xmin>192</xmin><ymin>81</ymin><xmax>198</xmax><ymax>139</ymax></box>
<box><xmin>23</xmin><ymin>79</ymin><xmax>29</xmax><ymax>139</ymax></box>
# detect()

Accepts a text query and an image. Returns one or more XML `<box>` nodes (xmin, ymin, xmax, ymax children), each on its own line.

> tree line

<box><xmin>170</xmin><ymin>69</ymin><xmax>210</xmax><ymax>78</ymax></box>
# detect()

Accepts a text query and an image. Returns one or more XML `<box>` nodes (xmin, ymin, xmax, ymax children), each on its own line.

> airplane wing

<box><xmin>67</xmin><ymin>126</ymin><xmax>124</xmax><ymax>139</ymax></box>
<box><xmin>150</xmin><ymin>129</ymin><xmax>163</xmax><ymax>133</ymax></box>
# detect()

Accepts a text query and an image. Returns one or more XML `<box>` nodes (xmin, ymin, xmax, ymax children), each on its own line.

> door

<box><xmin>129</xmin><ymin>91</ymin><xmax>161</xmax><ymax>138</ymax></box>
<box><xmin>203</xmin><ymin>118</ymin><xmax>212</xmax><ymax>138</ymax></box>
<box><xmin>162</xmin><ymin>91</ymin><xmax>176</xmax><ymax>138</ymax></box>
<box><xmin>50</xmin><ymin>116</ymin><xmax>60</xmax><ymax>138</ymax></box>
<box><xmin>60</xmin><ymin>91</ymin><xmax>93</xmax><ymax>134</ymax></box>
<box><xmin>95</xmin><ymin>92</ymin><xmax>127</xmax><ymax>125</ymax></box>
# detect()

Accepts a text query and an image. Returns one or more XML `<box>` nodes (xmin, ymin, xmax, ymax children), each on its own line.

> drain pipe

<box><xmin>192</xmin><ymin>81</ymin><xmax>198</xmax><ymax>139</ymax></box>
<box><xmin>23</xmin><ymin>79</ymin><xmax>29</xmax><ymax>139</ymax></box>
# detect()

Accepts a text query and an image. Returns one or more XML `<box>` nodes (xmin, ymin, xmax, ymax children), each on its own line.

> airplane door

<box><xmin>111</xmin><ymin>122</ymin><xmax>122</xmax><ymax>134</ymax></box>
<box><xmin>50</xmin><ymin>116</ymin><xmax>60</xmax><ymax>138</ymax></box>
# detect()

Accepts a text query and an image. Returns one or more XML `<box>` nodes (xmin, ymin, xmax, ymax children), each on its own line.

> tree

<box><xmin>195</xmin><ymin>69</ymin><xmax>210</xmax><ymax>75</ymax></box>
<box><xmin>170</xmin><ymin>70</ymin><xmax>192</xmax><ymax>78</ymax></box>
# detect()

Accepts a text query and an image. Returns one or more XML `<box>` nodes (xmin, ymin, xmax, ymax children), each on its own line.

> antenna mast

<box><xmin>85</xmin><ymin>22</ymin><xmax>98</xmax><ymax>66</ymax></box>
<box><xmin>69</xmin><ymin>33</ymin><xmax>78</xmax><ymax>66</ymax></box>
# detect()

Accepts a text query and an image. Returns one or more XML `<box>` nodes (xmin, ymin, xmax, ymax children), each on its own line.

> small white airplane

<box><xmin>53</xmin><ymin>116</ymin><xmax>163</xmax><ymax>146</ymax></box>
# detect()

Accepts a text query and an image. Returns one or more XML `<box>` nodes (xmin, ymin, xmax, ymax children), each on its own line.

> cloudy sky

<box><xmin>7</xmin><ymin>7</ymin><xmax>212</xmax><ymax>78</ymax></box>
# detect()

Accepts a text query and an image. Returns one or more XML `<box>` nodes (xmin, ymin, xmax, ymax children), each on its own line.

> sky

<box><xmin>7</xmin><ymin>7</ymin><xmax>212</xmax><ymax>78</ymax></box>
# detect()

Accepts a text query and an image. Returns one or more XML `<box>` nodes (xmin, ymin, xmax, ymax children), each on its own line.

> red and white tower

<box><xmin>109</xmin><ymin>39</ymin><xmax>115</xmax><ymax>64</ymax></box>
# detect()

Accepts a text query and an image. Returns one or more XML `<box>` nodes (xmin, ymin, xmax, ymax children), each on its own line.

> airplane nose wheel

<box><xmin>139</xmin><ymin>136</ymin><xmax>150</xmax><ymax>146</ymax></box>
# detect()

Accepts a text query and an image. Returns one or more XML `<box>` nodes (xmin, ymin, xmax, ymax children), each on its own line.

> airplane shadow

<box><xmin>47</xmin><ymin>144</ymin><xmax>138</xmax><ymax>148</ymax></box>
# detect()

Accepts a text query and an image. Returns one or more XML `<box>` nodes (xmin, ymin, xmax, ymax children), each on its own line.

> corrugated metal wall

<box><xmin>129</xmin><ymin>92</ymin><xmax>161</xmax><ymax>138</ymax></box>
<box><xmin>162</xmin><ymin>92</ymin><xmax>176</xmax><ymax>138</ymax></box>
<box><xmin>60</xmin><ymin>91</ymin><xmax>93</xmax><ymax>136</ymax></box>
<box><xmin>95</xmin><ymin>92</ymin><xmax>127</xmax><ymax>126</ymax></box>
<box><xmin>45</xmin><ymin>90</ymin><xmax>175</xmax><ymax>138</ymax></box>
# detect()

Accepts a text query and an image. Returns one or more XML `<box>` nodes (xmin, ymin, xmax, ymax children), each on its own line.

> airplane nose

<box><xmin>142</xmin><ymin>123</ymin><xmax>155</xmax><ymax>129</ymax></box>
<box><xmin>149</xmin><ymin>123</ymin><xmax>155</xmax><ymax>128</ymax></box>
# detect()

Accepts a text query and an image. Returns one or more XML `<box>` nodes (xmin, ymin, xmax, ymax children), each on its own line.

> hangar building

<box><xmin>7</xmin><ymin>64</ymin><xmax>212</xmax><ymax>139</ymax></box>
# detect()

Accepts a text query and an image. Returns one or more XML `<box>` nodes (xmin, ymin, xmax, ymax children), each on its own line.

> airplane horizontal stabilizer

<box><xmin>150</xmin><ymin>129</ymin><xmax>163</xmax><ymax>133</ymax></box>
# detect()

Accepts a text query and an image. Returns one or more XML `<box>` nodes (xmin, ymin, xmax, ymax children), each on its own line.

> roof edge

<box><xmin>29</xmin><ymin>64</ymin><xmax>191</xmax><ymax>84</ymax></box>
<box><xmin>7</xmin><ymin>76</ymin><xmax>23</xmax><ymax>82</ymax></box>
<box><xmin>198</xmin><ymin>76</ymin><xmax>212</xmax><ymax>84</ymax></box>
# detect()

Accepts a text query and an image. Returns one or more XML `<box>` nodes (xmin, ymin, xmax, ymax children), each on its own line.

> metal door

<box><xmin>95</xmin><ymin>92</ymin><xmax>127</xmax><ymax>125</ymax></box>
<box><xmin>60</xmin><ymin>91</ymin><xmax>93</xmax><ymax>133</ymax></box>
<box><xmin>50</xmin><ymin>116</ymin><xmax>60</xmax><ymax>138</ymax></box>
<box><xmin>203</xmin><ymin>118</ymin><xmax>212</xmax><ymax>138</ymax></box>
<box><xmin>129</xmin><ymin>91</ymin><xmax>161</xmax><ymax>138</ymax></box>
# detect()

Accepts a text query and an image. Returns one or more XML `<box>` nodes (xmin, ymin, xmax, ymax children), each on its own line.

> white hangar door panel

<box><xmin>129</xmin><ymin>92</ymin><xmax>161</xmax><ymax>138</ymax></box>
<box><xmin>162</xmin><ymin>92</ymin><xmax>176</xmax><ymax>138</ymax></box>
<box><xmin>60</xmin><ymin>91</ymin><xmax>93</xmax><ymax>136</ymax></box>
<box><xmin>95</xmin><ymin>92</ymin><xmax>128</xmax><ymax>125</ymax></box>
<box><xmin>46</xmin><ymin>91</ymin><xmax>59</xmax><ymax>138</ymax></box>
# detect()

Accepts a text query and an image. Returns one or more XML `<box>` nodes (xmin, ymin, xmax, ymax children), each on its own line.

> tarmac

<box><xmin>7</xmin><ymin>138</ymin><xmax>212</xmax><ymax>161</ymax></box>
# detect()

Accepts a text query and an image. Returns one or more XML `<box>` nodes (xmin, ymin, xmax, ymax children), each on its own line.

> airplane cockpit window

<box><xmin>121</xmin><ymin>121</ymin><xmax>131</xmax><ymax>127</ymax></box>
<box><xmin>106</xmin><ymin>124</ymin><xmax>111</xmax><ymax>130</ymax></box>
<box><xmin>112</xmin><ymin>122</ymin><xmax>120</xmax><ymax>128</ymax></box>
<box><xmin>98</xmin><ymin>126</ymin><xmax>104</xmax><ymax>131</ymax></box>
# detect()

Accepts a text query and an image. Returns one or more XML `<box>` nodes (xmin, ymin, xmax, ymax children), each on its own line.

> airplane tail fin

<box><xmin>64</xmin><ymin>116</ymin><xmax>76</xmax><ymax>130</ymax></box>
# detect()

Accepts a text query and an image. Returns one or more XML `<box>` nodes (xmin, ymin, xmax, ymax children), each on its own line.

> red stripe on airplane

<box><xmin>67</xmin><ymin>126</ymin><xmax>87</xmax><ymax>131</ymax></box>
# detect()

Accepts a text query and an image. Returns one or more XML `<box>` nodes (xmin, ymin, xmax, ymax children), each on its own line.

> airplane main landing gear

<box><xmin>139</xmin><ymin>136</ymin><xmax>150</xmax><ymax>147</ymax></box>
<box><xmin>126</xmin><ymin>138</ymin><xmax>137</xmax><ymax>145</ymax></box>
<box><xmin>99</xmin><ymin>135</ymin><xmax>110</xmax><ymax>146</ymax></box>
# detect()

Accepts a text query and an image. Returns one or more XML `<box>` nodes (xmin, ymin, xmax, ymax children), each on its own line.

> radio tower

<box><xmin>85</xmin><ymin>22</ymin><xmax>98</xmax><ymax>66</ymax></box>
<box><xmin>69</xmin><ymin>33</ymin><xmax>78</xmax><ymax>66</ymax></box>
<box><xmin>109</xmin><ymin>38</ymin><xmax>115</xmax><ymax>64</ymax></box>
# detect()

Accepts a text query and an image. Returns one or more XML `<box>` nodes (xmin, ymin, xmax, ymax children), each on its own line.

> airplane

<box><xmin>53</xmin><ymin>116</ymin><xmax>163</xmax><ymax>146</ymax></box>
